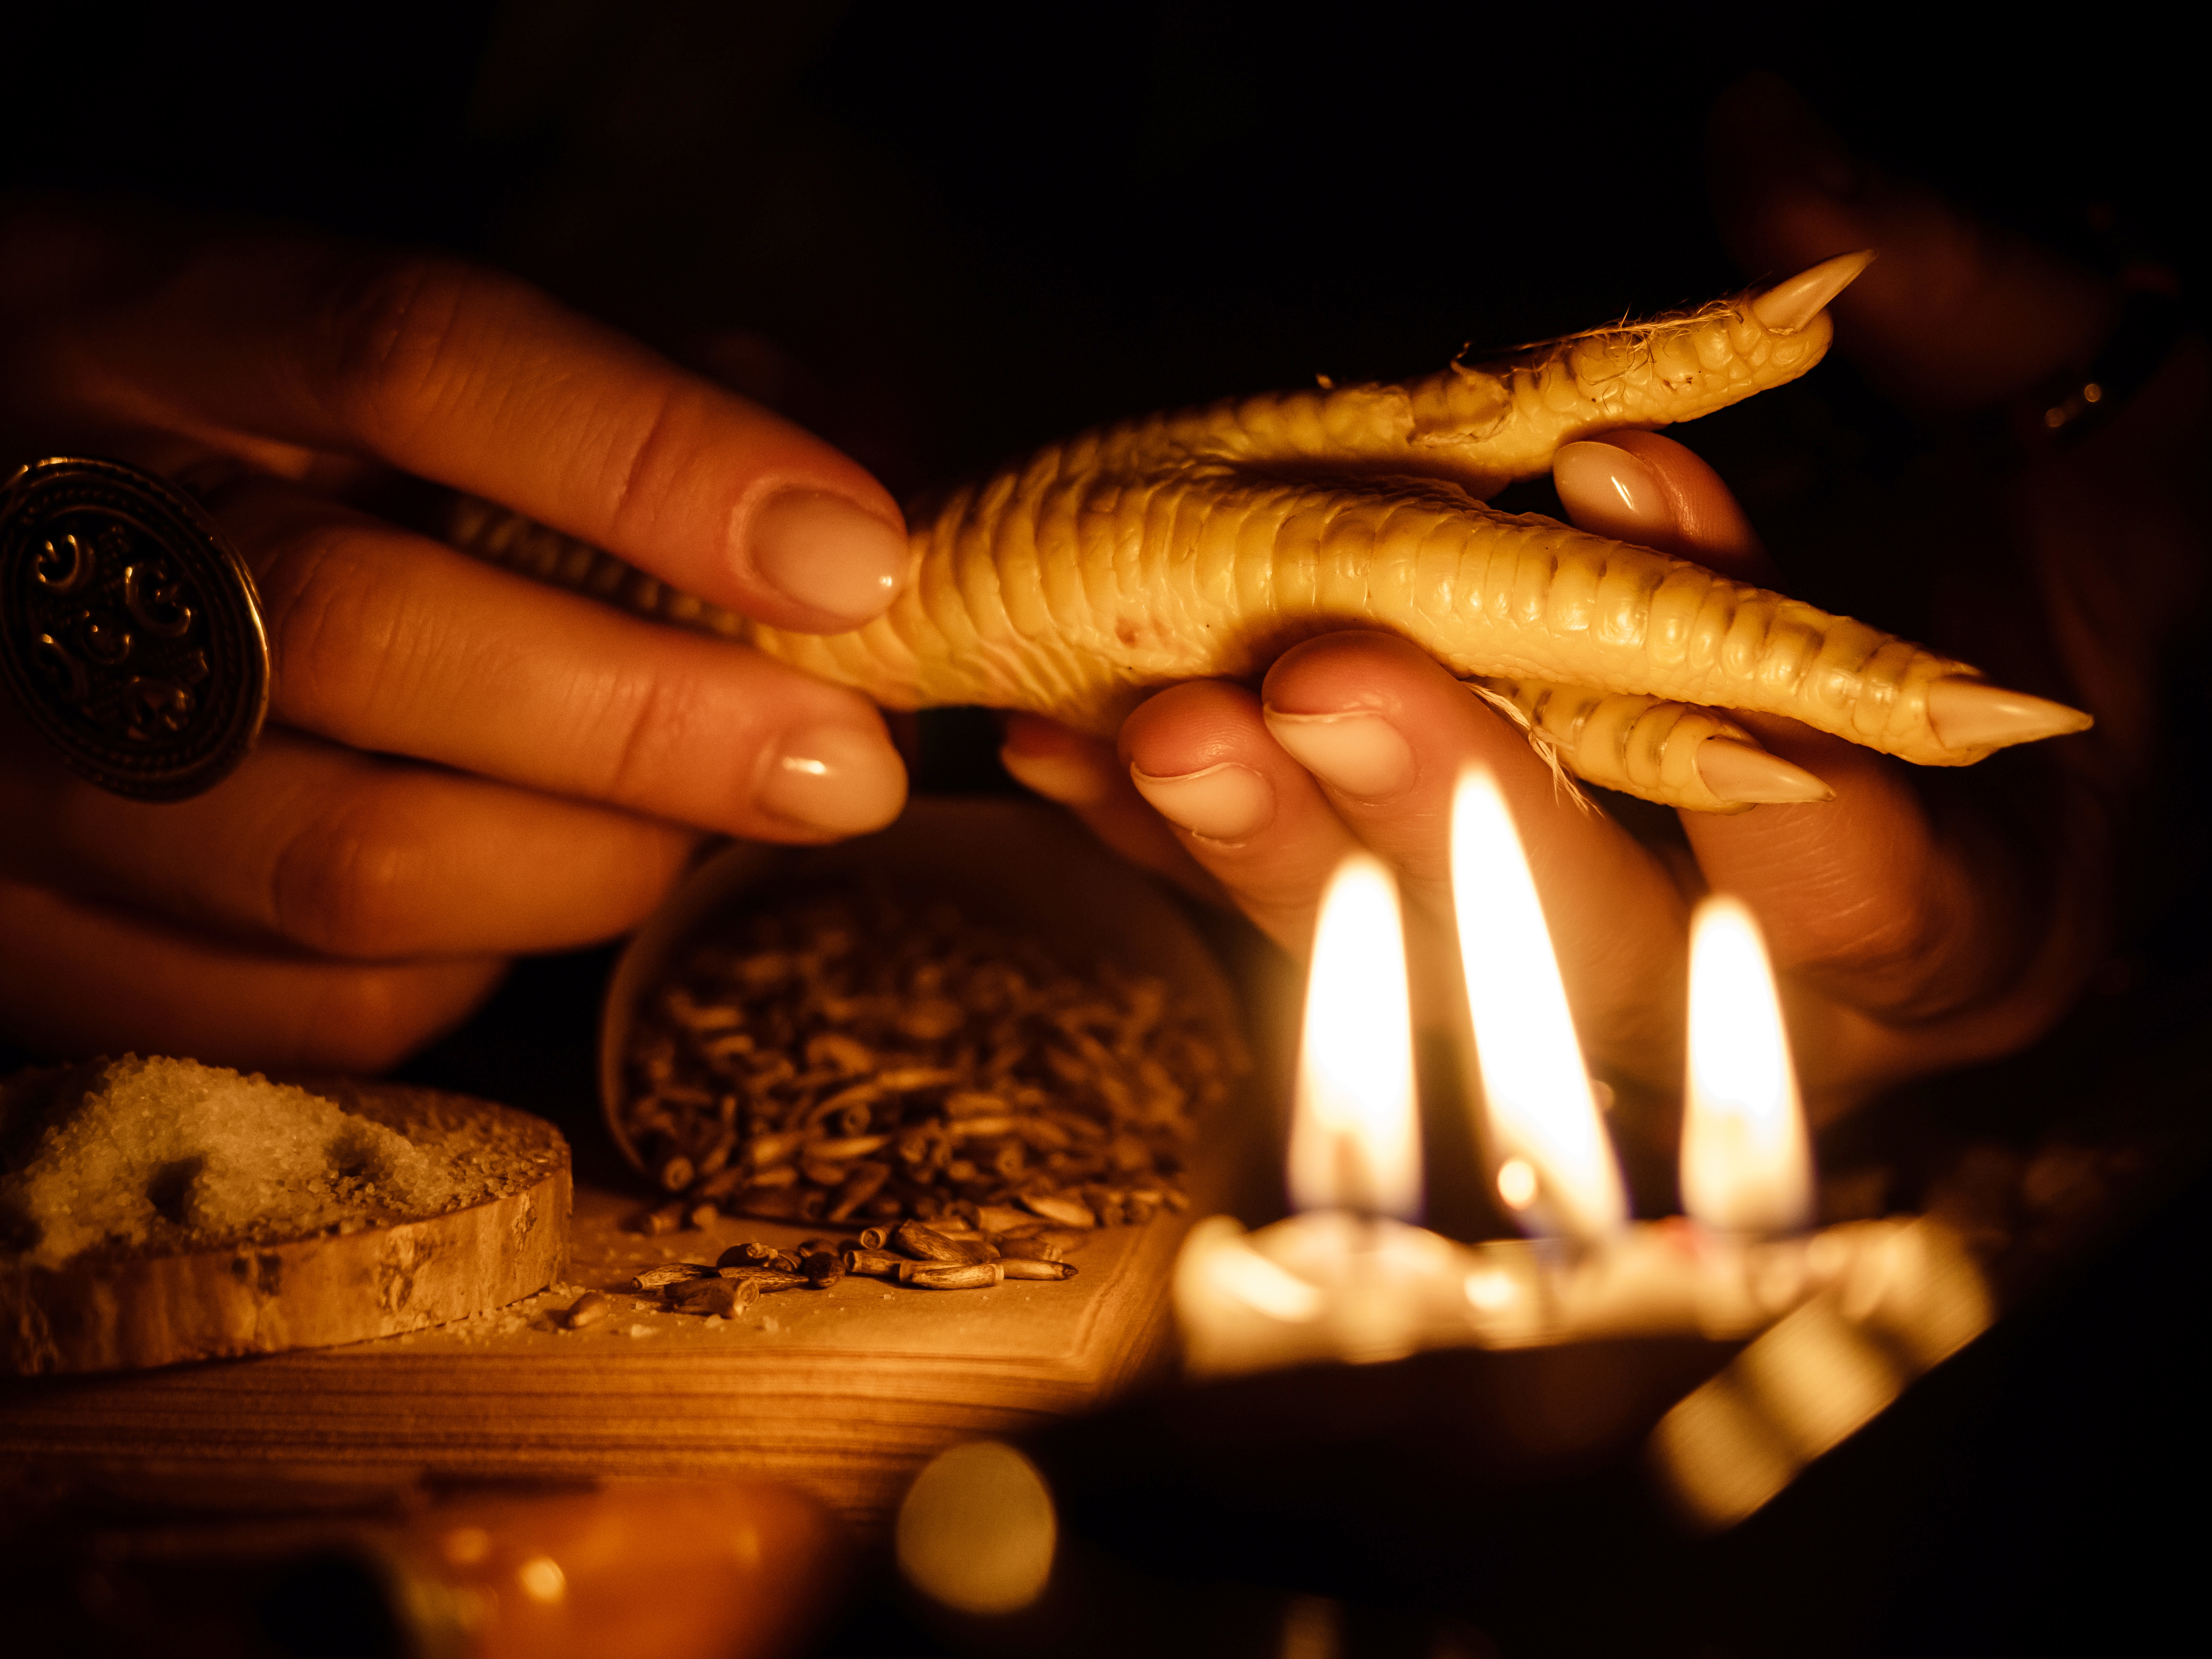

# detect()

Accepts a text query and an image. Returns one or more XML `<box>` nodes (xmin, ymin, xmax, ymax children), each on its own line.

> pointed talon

<box><xmin>1695</xmin><ymin>738</ymin><xmax>1834</xmax><ymax>806</ymax></box>
<box><xmin>1925</xmin><ymin>679</ymin><xmax>2093</xmax><ymax>753</ymax></box>
<box><xmin>1750</xmin><ymin>250</ymin><xmax>1876</xmax><ymax>332</ymax></box>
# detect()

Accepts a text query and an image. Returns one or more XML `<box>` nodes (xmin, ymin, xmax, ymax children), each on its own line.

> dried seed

<box><xmin>800</xmin><ymin>1250</ymin><xmax>845</xmax><ymax>1288</ymax></box>
<box><xmin>687</xmin><ymin>1203</ymin><xmax>721</xmax><ymax>1229</ymax></box>
<box><xmin>659</xmin><ymin>1155</ymin><xmax>696</xmax><ymax>1193</ymax></box>
<box><xmin>999</xmin><ymin>1258</ymin><xmax>1078</xmax><ymax>1282</ymax></box>
<box><xmin>810</xmin><ymin>1134</ymin><xmax>893</xmax><ymax>1160</ymax></box>
<box><xmin>806</xmin><ymin>1032</ymin><xmax>876</xmax><ymax>1075</ymax></box>
<box><xmin>749</xmin><ymin>1130</ymin><xmax>805</xmax><ymax>1169</ymax></box>
<box><xmin>565</xmin><ymin>1292</ymin><xmax>613</xmax><ymax>1328</ymax></box>
<box><xmin>897</xmin><ymin>998</ymin><xmax>966</xmax><ymax>1041</ymax></box>
<box><xmin>634</xmin><ymin>1201</ymin><xmax>687</xmax><ymax>1236</ymax></box>
<box><xmin>856</xmin><ymin>1225</ymin><xmax>889</xmax><ymax>1250</ymax></box>
<box><xmin>904</xmin><ymin>1262</ymin><xmax>1004</xmax><ymax>1290</ymax></box>
<box><xmin>1020</xmin><ymin>1193</ymin><xmax>1098</xmax><ymax>1229</ymax></box>
<box><xmin>828</xmin><ymin>1160</ymin><xmax>892</xmax><ymax>1222</ymax></box>
<box><xmin>632</xmin><ymin>1263</ymin><xmax>715</xmax><ymax>1290</ymax></box>
<box><xmin>707</xmin><ymin>1268</ymin><xmax>807</xmax><ymax>1294</ymax></box>
<box><xmin>844</xmin><ymin>1249</ymin><xmax>904</xmax><ymax>1278</ymax></box>
<box><xmin>718</xmin><ymin>1242</ymin><xmax>800</xmax><ymax>1273</ymax></box>
<box><xmin>672</xmin><ymin>1278</ymin><xmax>760</xmax><ymax>1318</ymax></box>
<box><xmin>876</xmin><ymin>1067</ymin><xmax>961</xmax><ymax>1092</ymax></box>
<box><xmin>998</xmin><ymin>1238</ymin><xmax>1065</xmax><ymax>1264</ymax></box>
<box><xmin>892</xmin><ymin>1219</ymin><xmax>990</xmax><ymax>1264</ymax></box>
<box><xmin>698</xmin><ymin>1166</ymin><xmax>750</xmax><ymax>1200</ymax></box>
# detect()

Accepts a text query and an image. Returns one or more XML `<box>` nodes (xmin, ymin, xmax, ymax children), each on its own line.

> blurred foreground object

<box><xmin>4</xmin><ymin>1477</ymin><xmax>840</xmax><ymax>1659</ymax></box>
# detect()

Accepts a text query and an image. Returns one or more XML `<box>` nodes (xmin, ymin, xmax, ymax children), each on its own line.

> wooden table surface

<box><xmin>0</xmin><ymin>1184</ymin><xmax>1190</xmax><ymax>1534</ymax></box>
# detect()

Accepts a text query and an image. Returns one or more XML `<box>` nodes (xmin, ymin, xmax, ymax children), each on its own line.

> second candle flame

<box><xmin>1450</xmin><ymin>765</ymin><xmax>1626</xmax><ymax>1241</ymax></box>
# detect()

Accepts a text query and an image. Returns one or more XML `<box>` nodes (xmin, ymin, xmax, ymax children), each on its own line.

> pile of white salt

<box><xmin>0</xmin><ymin>1056</ymin><xmax>459</xmax><ymax>1269</ymax></box>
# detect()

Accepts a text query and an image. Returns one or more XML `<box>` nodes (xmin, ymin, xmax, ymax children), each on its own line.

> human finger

<box><xmin>1552</xmin><ymin>431</ymin><xmax>1779</xmax><ymax>584</ymax></box>
<box><xmin>204</xmin><ymin>475</ymin><xmax>907</xmax><ymax>842</ymax></box>
<box><xmin>1117</xmin><ymin>680</ymin><xmax>1364</xmax><ymax>955</ymax></box>
<box><xmin>0</xmin><ymin>877</ymin><xmax>505</xmax><ymax>1073</ymax></box>
<box><xmin>1680</xmin><ymin>716</ymin><xmax>2100</xmax><ymax>1105</ymax></box>
<box><xmin>1707</xmin><ymin>74</ymin><xmax>2112</xmax><ymax>411</ymax></box>
<box><xmin>1</xmin><ymin>204</ymin><xmax>907</xmax><ymax>630</ymax></box>
<box><xmin>0</xmin><ymin>720</ymin><xmax>697</xmax><ymax>960</ymax></box>
<box><xmin>1259</xmin><ymin>632</ymin><xmax>1692</xmax><ymax>1077</ymax></box>
<box><xmin>997</xmin><ymin>714</ymin><xmax>1226</xmax><ymax>905</ymax></box>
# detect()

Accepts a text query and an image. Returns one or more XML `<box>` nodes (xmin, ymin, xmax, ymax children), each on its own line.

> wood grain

<box><xmin>1</xmin><ymin>1082</ymin><xmax>569</xmax><ymax>1376</ymax></box>
<box><xmin>0</xmin><ymin>802</ymin><xmax>1260</xmax><ymax>1532</ymax></box>
<box><xmin>0</xmin><ymin>1183</ymin><xmax>1190</xmax><ymax>1533</ymax></box>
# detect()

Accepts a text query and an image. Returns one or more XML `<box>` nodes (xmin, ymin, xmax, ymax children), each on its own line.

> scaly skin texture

<box><xmin>447</xmin><ymin>279</ymin><xmax>2025</xmax><ymax>809</ymax></box>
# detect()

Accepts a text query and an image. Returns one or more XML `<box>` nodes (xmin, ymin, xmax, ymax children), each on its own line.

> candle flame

<box><xmin>1682</xmin><ymin>895</ymin><xmax>1813</xmax><ymax>1235</ymax></box>
<box><xmin>1288</xmin><ymin>852</ymin><xmax>1421</xmax><ymax>1220</ymax></box>
<box><xmin>1450</xmin><ymin>765</ymin><xmax>1626</xmax><ymax>1240</ymax></box>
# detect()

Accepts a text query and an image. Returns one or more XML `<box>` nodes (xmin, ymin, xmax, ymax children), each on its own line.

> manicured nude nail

<box><xmin>758</xmin><ymin>723</ymin><xmax>907</xmax><ymax>834</ymax></box>
<box><xmin>1263</xmin><ymin>710</ymin><xmax>1415</xmax><ymax>799</ymax></box>
<box><xmin>1925</xmin><ymin>679</ymin><xmax>2092</xmax><ymax>752</ymax></box>
<box><xmin>1750</xmin><ymin>250</ymin><xmax>1875</xmax><ymax>333</ymax></box>
<box><xmin>1553</xmin><ymin>441</ymin><xmax>1675</xmax><ymax>546</ymax></box>
<box><xmin>1000</xmin><ymin>742</ymin><xmax>1113</xmax><ymax>806</ymax></box>
<box><xmin>1130</xmin><ymin>762</ymin><xmax>1274</xmax><ymax>840</ymax></box>
<box><xmin>1695</xmin><ymin>738</ymin><xmax>1833</xmax><ymax>805</ymax></box>
<box><xmin>747</xmin><ymin>491</ymin><xmax>909</xmax><ymax>624</ymax></box>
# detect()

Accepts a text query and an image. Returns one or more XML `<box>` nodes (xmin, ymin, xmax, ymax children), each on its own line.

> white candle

<box><xmin>1174</xmin><ymin>764</ymin><xmax>1973</xmax><ymax>1379</ymax></box>
<box><xmin>1176</xmin><ymin>853</ymin><xmax>1467</xmax><ymax>1377</ymax></box>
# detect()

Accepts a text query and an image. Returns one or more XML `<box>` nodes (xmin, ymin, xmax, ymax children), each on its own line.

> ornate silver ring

<box><xmin>0</xmin><ymin>457</ymin><xmax>269</xmax><ymax>801</ymax></box>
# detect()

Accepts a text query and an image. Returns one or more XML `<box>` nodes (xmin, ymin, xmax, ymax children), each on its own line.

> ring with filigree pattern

<box><xmin>0</xmin><ymin>457</ymin><xmax>268</xmax><ymax>801</ymax></box>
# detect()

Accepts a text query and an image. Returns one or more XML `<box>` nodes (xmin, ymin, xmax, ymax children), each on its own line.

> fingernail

<box><xmin>758</xmin><ymin>722</ymin><xmax>908</xmax><ymax>834</ymax></box>
<box><xmin>1695</xmin><ymin>738</ymin><xmax>1833</xmax><ymax>805</ymax></box>
<box><xmin>1750</xmin><ymin>250</ymin><xmax>1876</xmax><ymax>332</ymax></box>
<box><xmin>1925</xmin><ymin>678</ymin><xmax>2093</xmax><ymax>752</ymax></box>
<box><xmin>747</xmin><ymin>491</ymin><xmax>909</xmax><ymax>624</ymax></box>
<box><xmin>1553</xmin><ymin>441</ymin><xmax>1676</xmax><ymax>546</ymax></box>
<box><xmin>1130</xmin><ymin>762</ymin><xmax>1274</xmax><ymax>840</ymax></box>
<box><xmin>1263</xmin><ymin>710</ymin><xmax>1416</xmax><ymax>799</ymax></box>
<box><xmin>1000</xmin><ymin>742</ymin><xmax>1113</xmax><ymax>807</ymax></box>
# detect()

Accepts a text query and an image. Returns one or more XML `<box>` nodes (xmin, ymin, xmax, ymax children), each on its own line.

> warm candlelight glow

<box><xmin>1682</xmin><ymin>895</ymin><xmax>1813</xmax><ymax>1235</ymax></box>
<box><xmin>1450</xmin><ymin>766</ymin><xmax>1625</xmax><ymax>1240</ymax></box>
<box><xmin>1287</xmin><ymin>852</ymin><xmax>1422</xmax><ymax>1220</ymax></box>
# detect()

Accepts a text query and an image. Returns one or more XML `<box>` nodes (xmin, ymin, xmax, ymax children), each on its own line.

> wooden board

<box><xmin>0</xmin><ymin>1181</ymin><xmax>1191</xmax><ymax>1534</ymax></box>
<box><xmin>0</xmin><ymin>802</ymin><xmax>1264</xmax><ymax>1533</ymax></box>
<box><xmin>1</xmin><ymin>1081</ymin><xmax>569</xmax><ymax>1376</ymax></box>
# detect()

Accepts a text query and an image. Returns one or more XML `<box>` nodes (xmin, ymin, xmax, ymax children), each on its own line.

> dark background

<box><xmin>4</xmin><ymin>5</ymin><xmax>2205</xmax><ymax>1654</ymax></box>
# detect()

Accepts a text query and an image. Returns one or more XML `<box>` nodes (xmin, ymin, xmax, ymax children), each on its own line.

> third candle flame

<box><xmin>1682</xmin><ymin>895</ymin><xmax>1813</xmax><ymax>1235</ymax></box>
<box><xmin>1450</xmin><ymin>766</ymin><xmax>1626</xmax><ymax>1241</ymax></box>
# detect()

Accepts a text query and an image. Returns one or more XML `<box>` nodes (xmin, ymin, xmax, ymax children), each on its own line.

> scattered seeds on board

<box><xmin>565</xmin><ymin>1292</ymin><xmax>613</xmax><ymax>1330</ymax></box>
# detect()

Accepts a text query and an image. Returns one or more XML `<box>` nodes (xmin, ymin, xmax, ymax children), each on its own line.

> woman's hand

<box><xmin>999</xmin><ymin>79</ymin><xmax>2204</xmax><ymax>1122</ymax></box>
<box><xmin>0</xmin><ymin>201</ymin><xmax>913</xmax><ymax>1071</ymax></box>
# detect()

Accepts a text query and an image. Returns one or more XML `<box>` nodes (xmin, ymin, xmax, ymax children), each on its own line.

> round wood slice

<box><xmin>0</xmin><ymin>1077</ymin><xmax>569</xmax><ymax>1377</ymax></box>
